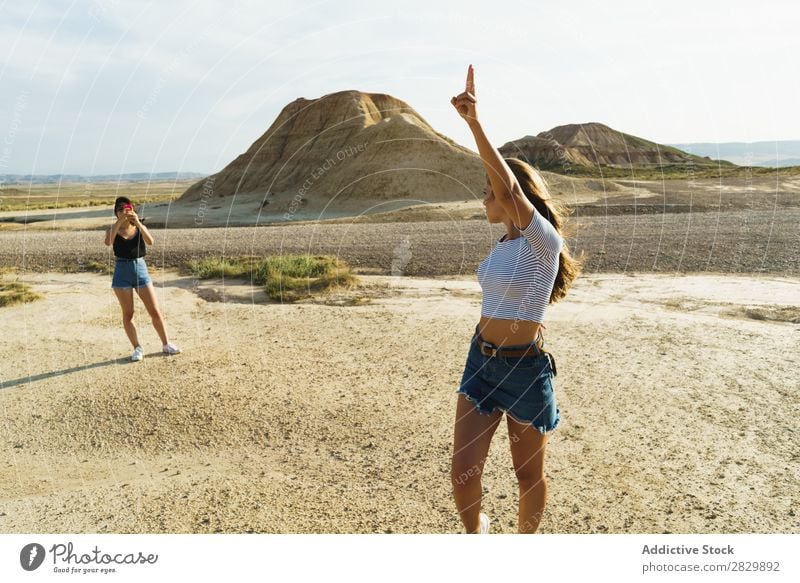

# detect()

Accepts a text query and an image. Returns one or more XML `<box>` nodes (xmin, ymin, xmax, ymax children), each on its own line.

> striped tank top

<box><xmin>476</xmin><ymin>209</ymin><xmax>564</xmax><ymax>323</ymax></box>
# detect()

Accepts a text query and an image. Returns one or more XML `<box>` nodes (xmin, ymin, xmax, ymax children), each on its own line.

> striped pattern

<box><xmin>476</xmin><ymin>210</ymin><xmax>564</xmax><ymax>323</ymax></box>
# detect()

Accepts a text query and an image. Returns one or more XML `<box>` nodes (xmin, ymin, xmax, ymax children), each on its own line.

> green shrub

<box><xmin>186</xmin><ymin>257</ymin><xmax>252</xmax><ymax>279</ymax></box>
<box><xmin>186</xmin><ymin>254</ymin><xmax>358</xmax><ymax>302</ymax></box>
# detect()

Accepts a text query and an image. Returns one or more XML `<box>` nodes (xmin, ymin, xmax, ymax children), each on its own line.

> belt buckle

<box><xmin>480</xmin><ymin>341</ymin><xmax>497</xmax><ymax>357</ymax></box>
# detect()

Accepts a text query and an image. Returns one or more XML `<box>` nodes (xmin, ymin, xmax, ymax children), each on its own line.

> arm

<box><xmin>104</xmin><ymin>218</ymin><xmax>123</xmax><ymax>246</ymax></box>
<box><xmin>137</xmin><ymin>222</ymin><xmax>155</xmax><ymax>246</ymax></box>
<box><xmin>467</xmin><ymin>118</ymin><xmax>534</xmax><ymax>233</ymax></box>
<box><xmin>452</xmin><ymin>65</ymin><xmax>561</xmax><ymax>254</ymax></box>
<box><xmin>452</xmin><ymin>64</ymin><xmax>533</xmax><ymax>231</ymax></box>
<box><xmin>475</xmin><ymin>127</ymin><xmax>562</xmax><ymax>255</ymax></box>
<box><xmin>125</xmin><ymin>209</ymin><xmax>154</xmax><ymax>246</ymax></box>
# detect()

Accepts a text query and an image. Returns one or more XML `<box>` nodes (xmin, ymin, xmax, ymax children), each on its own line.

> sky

<box><xmin>0</xmin><ymin>0</ymin><xmax>798</xmax><ymax>175</ymax></box>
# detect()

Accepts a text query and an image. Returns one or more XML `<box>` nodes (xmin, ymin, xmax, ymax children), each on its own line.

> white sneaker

<box><xmin>162</xmin><ymin>342</ymin><xmax>181</xmax><ymax>355</ymax></box>
<box><xmin>479</xmin><ymin>512</ymin><xmax>490</xmax><ymax>534</ymax></box>
<box><xmin>131</xmin><ymin>346</ymin><xmax>144</xmax><ymax>362</ymax></box>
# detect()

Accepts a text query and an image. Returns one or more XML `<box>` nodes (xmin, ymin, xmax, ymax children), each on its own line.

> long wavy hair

<box><xmin>504</xmin><ymin>157</ymin><xmax>584</xmax><ymax>303</ymax></box>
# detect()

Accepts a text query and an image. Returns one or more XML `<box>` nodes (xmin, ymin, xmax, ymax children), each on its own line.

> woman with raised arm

<box><xmin>104</xmin><ymin>196</ymin><xmax>181</xmax><ymax>361</ymax></box>
<box><xmin>449</xmin><ymin>64</ymin><xmax>582</xmax><ymax>534</ymax></box>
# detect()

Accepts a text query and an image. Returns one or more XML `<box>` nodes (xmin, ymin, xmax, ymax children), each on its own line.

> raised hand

<box><xmin>451</xmin><ymin>64</ymin><xmax>478</xmax><ymax>124</ymax></box>
<box><xmin>124</xmin><ymin>208</ymin><xmax>140</xmax><ymax>226</ymax></box>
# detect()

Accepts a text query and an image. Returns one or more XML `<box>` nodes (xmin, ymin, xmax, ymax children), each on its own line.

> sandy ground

<box><xmin>0</xmin><ymin>269</ymin><xmax>798</xmax><ymax>534</ymax></box>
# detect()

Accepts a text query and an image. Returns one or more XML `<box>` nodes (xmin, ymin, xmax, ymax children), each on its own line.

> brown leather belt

<box><xmin>474</xmin><ymin>327</ymin><xmax>545</xmax><ymax>358</ymax></box>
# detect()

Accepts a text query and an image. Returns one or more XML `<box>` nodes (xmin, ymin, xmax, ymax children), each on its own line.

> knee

<box><xmin>514</xmin><ymin>467</ymin><xmax>545</xmax><ymax>489</ymax></box>
<box><xmin>122</xmin><ymin>310</ymin><xmax>134</xmax><ymax>323</ymax></box>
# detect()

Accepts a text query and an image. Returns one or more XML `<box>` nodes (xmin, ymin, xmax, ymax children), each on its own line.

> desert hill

<box><xmin>498</xmin><ymin>122</ymin><xmax>736</xmax><ymax>176</ymax></box>
<box><xmin>180</xmin><ymin>90</ymin><xmax>484</xmax><ymax>206</ymax></box>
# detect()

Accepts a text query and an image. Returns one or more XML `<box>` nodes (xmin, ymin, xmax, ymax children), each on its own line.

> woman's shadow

<box><xmin>1</xmin><ymin>357</ymin><xmax>144</xmax><ymax>389</ymax></box>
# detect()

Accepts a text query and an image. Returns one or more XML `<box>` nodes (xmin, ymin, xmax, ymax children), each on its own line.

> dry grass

<box><xmin>0</xmin><ymin>180</ymin><xmax>197</xmax><ymax>211</ymax></box>
<box><xmin>41</xmin><ymin>260</ymin><xmax>116</xmax><ymax>275</ymax></box>
<box><xmin>186</xmin><ymin>254</ymin><xmax>359</xmax><ymax>302</ymax></box>
<box><xmin>728</xmin><ymin>306</ymin><xmax>800</xmax><ymax>324</ymax></box>
<box><xmin>0</xmin><ymin>280</ymin><xmax>42</xmax><ymax>307</ymax></box>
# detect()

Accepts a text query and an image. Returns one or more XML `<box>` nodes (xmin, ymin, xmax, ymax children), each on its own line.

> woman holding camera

<box><xmin>104</xmin><ymin>196</ymin><xmax>181</xmax><ymax>361</ymax></box>
<box><xmin>449</xmin><ymin>65</ymin><xmax>581</xmax><ymax>534</ymax></box>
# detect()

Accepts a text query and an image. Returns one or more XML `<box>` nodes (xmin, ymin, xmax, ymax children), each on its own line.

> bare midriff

<box><xmin>477</xmin><ymin>316</ymin><xmax>543</xmax><ymax>347</ymax></box>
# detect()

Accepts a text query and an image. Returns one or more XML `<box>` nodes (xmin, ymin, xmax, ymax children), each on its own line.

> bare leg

<box><xmin>507</xmin><ymin>415</ymin><xmax>548</xmax><ymax>533</ymax></box>
<box><xmin>135</xmin><ymin>284</ymin><xmax>169</xmax><ymax>345</ymax></box>
<box><xmin>451</xmin><ymin>393</ymin><xmax>504</xmax><ymax>533</ymax></box>
<box><xmin>113</xmin><ymin>288</ymin><xmax>140</xmax><ymax>348</ymax></box>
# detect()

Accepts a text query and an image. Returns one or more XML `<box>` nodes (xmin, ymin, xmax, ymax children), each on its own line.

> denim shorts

<box><xmin>111</xmin><ymin>257</ymin><xmax>152</xmax><ymax>289</ymax></box>
<box><xmin>455</xmin><ymin>325</ymin><xmax>561</xmax><ymax>434</ymax></box>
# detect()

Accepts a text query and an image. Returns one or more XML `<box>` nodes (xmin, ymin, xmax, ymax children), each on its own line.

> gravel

<box><xmin>1</xmin><ymin>208</ymin><xmax>798</xmax><ymax>277</ymax></box>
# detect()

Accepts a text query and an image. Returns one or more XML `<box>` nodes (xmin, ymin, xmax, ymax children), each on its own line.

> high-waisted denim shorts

<box><xmin>455</xmin><ymin>324</ymin><xmax>561</xmax><ymax>434</ymax></box>
<box><xmin>111</xmin><ymin>257</ymin><xmax>152</xmax><ymax>289</ymax></box>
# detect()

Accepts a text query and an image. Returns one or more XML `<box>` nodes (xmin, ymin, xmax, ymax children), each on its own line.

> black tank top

<box><xmin>113</xmin><ymin>226</ymin><xmax>147</xmax><ymax>259</ymax></box>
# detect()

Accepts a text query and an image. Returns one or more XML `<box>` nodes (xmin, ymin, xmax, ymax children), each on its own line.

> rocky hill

<box><xmin>180</xmin><ymin>90</ymin><xmax>484</xmax><ymax>204</ymax></box>
<box><xmin>498</xmin><ymin>122</ymin><xmax>736</xmax><ymax>176</ymax></box>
